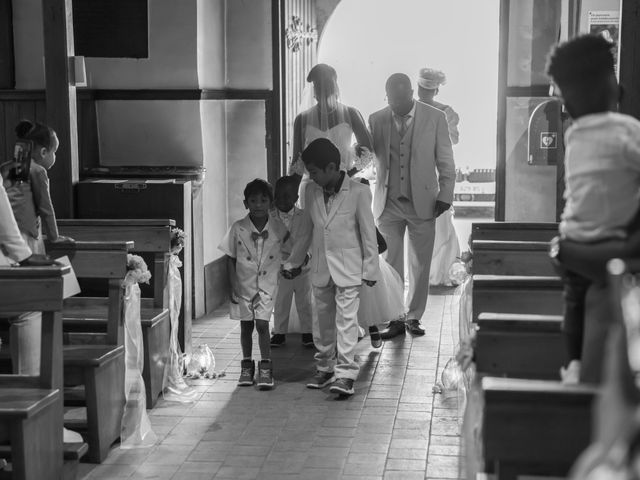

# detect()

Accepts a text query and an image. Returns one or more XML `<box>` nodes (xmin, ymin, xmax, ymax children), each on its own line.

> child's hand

<box><xmin>229</xmin><ymin>291</ymin><xmax>239</xmax><ymax>305</ymax></box>
<box><xmin>363</xmin><ymin>279</ymin><xmax>376</xmax><ymax>287</ymax></box>
<box><xmin>19</xmin><ymin>254</ymin><xmax>57</xmax><ymax>267</ymax></box>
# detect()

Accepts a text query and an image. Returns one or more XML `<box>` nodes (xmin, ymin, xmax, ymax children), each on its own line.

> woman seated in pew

<box><xmin>546</xmin><ymin>35</ymin><xmax>640</xmax><ymax>384</ymax></box>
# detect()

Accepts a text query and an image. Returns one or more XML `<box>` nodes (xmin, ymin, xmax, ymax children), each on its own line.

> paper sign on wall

<box><xmin>588</xmin><ymin>10</ymin><xmax>620</xmax><ymax>77</ymax></box>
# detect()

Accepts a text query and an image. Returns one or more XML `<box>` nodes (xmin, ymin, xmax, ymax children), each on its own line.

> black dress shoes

<box><xmin>406</xmin><ymin>319</ymin><xmax>425</xmax><ymax>336</ymax></box>
<box><xmin>379</xmin><ymin>320</ymin><xmax>406</xmax><ymax>340</ymax></box>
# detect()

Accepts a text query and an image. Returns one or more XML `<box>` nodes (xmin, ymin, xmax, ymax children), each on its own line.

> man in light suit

<box><xmin>369</xmin><ymin>73</ymin><xmax>455</xmax><ymax>338</ymax></box>
<box><xmin>283</xmin><ymin>138</ymin><xmax>379</xmax><ymax>396</ymax></box>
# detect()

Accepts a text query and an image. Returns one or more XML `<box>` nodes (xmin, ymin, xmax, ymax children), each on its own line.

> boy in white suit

<box><xmin>270</xmin><ymin>175</ymin><xmax>314</xmax><ymax>348</ymax></box>
<box><xmin>219</xmin><ymin>179</ymin><xmax>289</xmax><ymax>390</ymax></box>
<box><xmin>283</xmin><ymin>138</ymin><xmax>379</xmax><ymax>396</ymax></box>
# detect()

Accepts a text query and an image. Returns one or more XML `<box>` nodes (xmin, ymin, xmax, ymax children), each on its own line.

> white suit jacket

<box><xmin>369</xmin><ymin>101</ymin><xmax>456</xmax><ymax>219</ymax></box>
<box><xmin>285</xmin><ymin>177</ymin><xmax>379</xmax><ymax>288</ymax></box>
<box><xmin>0</xmin><ymin>177</ymin><xmax>31</xmax><ymax>266</ymax></box>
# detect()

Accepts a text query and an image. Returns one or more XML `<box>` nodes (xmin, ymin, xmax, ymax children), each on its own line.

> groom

<box><xmin>369</xmin><ymin>73</ymin><xmax>455</xmax><ymax>338</ymax></box>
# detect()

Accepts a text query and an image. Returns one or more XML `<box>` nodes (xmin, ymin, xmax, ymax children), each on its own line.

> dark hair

<box><xmin>546</xmin><ymin>34</ymin><xmax>615</xmax><ymax>90</ymax></box>
<box><xmin>275</xmin><ymin>175</ymin><xmax>299</xmax><ymax>194</ymax></box>
<box><xmin>244</xmin><ymin>178</ymin><xmax>273</xmax><ymax>202</ymax></box>
<box><xmin>15</xmin><ymin>120</ymin><xmax>56</xmax><ymax>150</ymax></box>
<box><xmin>385</xmin><ymin>73</ymin><xmax>412</xmax><ymax>92</ymax></box>
<box><xmin>301</xmin><ymin>138</ymin><xmax>340</xmax><ymax>170</ymax></box>
<box><xmin>307</xmin><ymin>63</ymin><xmax>339</xmax><ymax>99</ymax></box>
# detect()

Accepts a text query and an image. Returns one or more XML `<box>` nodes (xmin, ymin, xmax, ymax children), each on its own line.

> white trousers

<box><xmin>377</xmin><ymin>197</ymin><xmax>436</xmax><ymax>321</ymax></box>
<box><xmin>313</xmin><ymin>278</ymin><xmax>361</xmax><ymax>380</ymax></box>
<box><xmin>2</xmin><ymin>311</ymin><xmax>42</xmax><ymax>375</ymax></box>
<box><xmin>273</xmin><ymin>268</ymin><xmax>313</xmax><ymax>334</ymax></box>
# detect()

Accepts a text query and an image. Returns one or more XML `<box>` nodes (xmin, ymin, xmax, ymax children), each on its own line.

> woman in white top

<box><xmin>417</xmin><ymin>68</ymin><xmax>462</xmax><ymax>286</ymax></box>
<box><xmin>289</xmin><ymin>64</ymin><xmax>374</xmax><ymax>207</ymax></box>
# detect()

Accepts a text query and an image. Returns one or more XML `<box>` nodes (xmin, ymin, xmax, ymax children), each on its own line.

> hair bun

<box><xmin>15</xmin><ymin>120</ymin><xmax>34</xmax><ymax>139</ymax></box>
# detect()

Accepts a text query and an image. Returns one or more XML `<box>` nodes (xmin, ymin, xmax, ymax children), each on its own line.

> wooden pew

<box><xmin>472</xmin><ymin>275</ymin><xmax>563</xmax><ymax>322</ymax></box>
<box><xmin>47</xmin><ymin>241</ymin><xmax>130</xmax><ymax>464</ymax></box>
<box><xmin>0</xmin><ymin>265</ymin><xmax>87</xmax><ymax>480</ymax></box>
<box><xmin>56</xmin><ymin>220</ymin><xmax>173</xmax><ymax>408</ymax></box>
<box><xmin>475</xmin><ymin>313</ymin><xmax>565</xmax><ymax>379</ymax></box>
<box><xmin>472</xmin><ymin>240</ymin><xmax>556</xmax><ymax>276</ymax></box>
<box><xmin>481</xmin><ymin>377</ymin><xmax>597</xmax><ymax>480</ymax></box>
<box><xmin>472</xmin><ymin>222</ymin><xmax>558</xmax><ymax>242</ymax></box>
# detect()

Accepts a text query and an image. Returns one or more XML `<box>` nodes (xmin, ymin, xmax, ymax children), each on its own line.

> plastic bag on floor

<box><xmin>121</xmin><ymin>275</ymin><xmax>157</xmax><ymax>449</ymax></box>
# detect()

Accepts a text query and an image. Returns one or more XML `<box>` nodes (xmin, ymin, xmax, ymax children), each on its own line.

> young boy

<box><xmin>546</xmin><ymin>34</ymin><xmax>640</xmax><ymax>383</ymax></box>
<box><xmin>270</xmin><ymin>175</ymin><xmax>314</xmax><ymax>348</ymax></box>
<box><xmin>218</xmin><ymin>179</ymin><xmax>289</xmax><ymax>390</ymax></box>
<box><xmin>283</xmin><ymin>138</ymin><xmax>379</xmax><ymax>396</ymax></box>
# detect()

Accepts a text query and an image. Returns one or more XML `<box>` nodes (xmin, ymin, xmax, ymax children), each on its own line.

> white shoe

<box><xmin>63</xmin><ymin>427</ymin><xmax>83</xmax><ymax>443</ymax></box>
<box><xmin>560</xmin><ymin>360</ymin><xmax>581</xmax><ymax>384</ymax></box>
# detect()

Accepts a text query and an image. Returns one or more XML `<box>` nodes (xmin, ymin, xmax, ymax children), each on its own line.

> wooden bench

<box><xmin>472</xmin><ymin>240</ymin><xmax>555</xmax><ymax>276</ymax></box>
<box><xmin>47</xmin><ymin>241</ymin><xmax>131</xmax><ymax>464</ymax></box>
<box><xmin>56</xmin><ymin>220</ymin><xmax>173</xmax><ymax>408</ymax></box>
<box><xmin>481</xmin><ymin>377</ymin><xmax>597</xmax><ymax>480</ymax></box>
<box><xmin>0</xmin><ymin>265</ymin><xmax>88</xmax><ymax>479</ymax></box>
<box><xmin>472</xmin><ymin>222</ymin><xmax>558</xmax><ymax>242</ymax></box>
<box><xmin>472</xmin><ymin>275</ymin><xmax>563</xmax><ymax>322</ymax></box>
<box><xmin>475</xmin><ymin>313</ymin><xmax>566</xmax><ymax>379</ymax></box>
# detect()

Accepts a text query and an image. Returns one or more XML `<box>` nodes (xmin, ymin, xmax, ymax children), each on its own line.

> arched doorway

<box><xmin>316</xmin><ymin>0</ymin><xmax>500</xmax><ymax>248</ymax></box>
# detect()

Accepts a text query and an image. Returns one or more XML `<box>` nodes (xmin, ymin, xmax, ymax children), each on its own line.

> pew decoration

<box><xmin>121</xmin><ymin>256</ymin><xmax>157</xmax><ymax>448</ymax></box>
<box><xmin>448</xmin><ymin>250</ymin><xmax>472</xmax><ymax>286</ymax></box>
<box><xmin>162</xmin><ymin>230</ymin><xmax>199</xmax><ymax>403</ymax></box>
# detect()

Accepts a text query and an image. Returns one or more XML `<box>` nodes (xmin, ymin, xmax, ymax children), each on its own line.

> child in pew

<box><xmin>546</xmin><ymin>35</ymin><xmax>640</xmax><ymax>383</ymax></box>
<box><xmin>4</xmin><ymin>120</ymin><xmax>73</xmax><ymax>253</ymax></box>
<box><xmin>218</xmin><ymin>179</ymin><xmax>290</xmax><ymax>390</ymax></box>
<box><xmin>270</xmin><ymin>175</ymin><xmax>315</xmax><ymax>348</ymax></box>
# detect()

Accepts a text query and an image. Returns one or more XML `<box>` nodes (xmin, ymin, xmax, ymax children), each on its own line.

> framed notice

<box><xmin>73</xmin><ymin>0</ymin><xmax>149</xmax><ymax>58</ymax></box>
<box><xmin>588</xmin><ymin>10</ymin><xmax>620</xmax><ymax>77</ymax></box>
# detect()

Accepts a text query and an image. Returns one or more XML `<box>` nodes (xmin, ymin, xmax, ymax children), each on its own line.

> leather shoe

<box><xmin>406</xmin><ymin>319</ymin><xmax>425</xmax><ymax>336</ymax></box>
<box><xmin>379</xmin><ymin>320</ymin><xmax>406</xmax><ymax>340</ymax></box>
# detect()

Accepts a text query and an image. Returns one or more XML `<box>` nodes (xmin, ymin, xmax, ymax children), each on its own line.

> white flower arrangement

<box><xmin>170</xmin><ymin>227</ymin><xmax>186</xmax><ymax>255</ymax></box>
<box><xmin>126</xmin><ymin>254</ymin><xmax>151</xmax><ymax>284</ymax></box>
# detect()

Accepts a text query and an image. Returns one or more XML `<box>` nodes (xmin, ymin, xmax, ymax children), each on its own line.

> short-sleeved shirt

<box><xmin>560</xmin><ymin>112</ymin><xmax>640</xmax><ymax>242</ymax></box>
<box><xmin>218</xmin><ymin>215</ymin><xmax>289</xmax><ymax>300</ymax></box>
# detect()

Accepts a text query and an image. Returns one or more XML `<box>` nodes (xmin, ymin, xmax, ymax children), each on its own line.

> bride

<box><xmin>288</xmin><ymin>63</ymin><xmax>374</xmax><ymax>206</ymax></box>
<box><xmin>417</xmin><ymin>68</ymin><xmax>462</xmax><ymax>286</ymax></box>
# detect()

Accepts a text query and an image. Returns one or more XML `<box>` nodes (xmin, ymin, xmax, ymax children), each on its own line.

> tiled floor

<box><xmin>78</xmin><ymin>287</ymin><xmax>465</xmax><ymax>480</ymax></box>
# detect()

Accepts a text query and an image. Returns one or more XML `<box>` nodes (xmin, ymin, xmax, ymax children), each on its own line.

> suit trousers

<box><xmin>377</xmin><ymin>197</ymin><xmax>436</xmax><ymax>321</ymax></box>
<box><xmin>313</xmin><ymin>278</ymin><xmax>361</xmax><ymax>380</ymax></box>
<box><xmin>273</xmin><ymin>268</ymin><xmax>313</xmax><ymax>334</ymax></box>
<box><xmin>1</xmin><ymin>311</ymin><xmax>42</xmax><ymax>375</ymax></box>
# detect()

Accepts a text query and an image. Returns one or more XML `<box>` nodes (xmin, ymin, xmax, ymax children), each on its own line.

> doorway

<box><xmin>316</xmin><ymin>0</ymin><xmax>500</xmax><ymax>249</ymax></box>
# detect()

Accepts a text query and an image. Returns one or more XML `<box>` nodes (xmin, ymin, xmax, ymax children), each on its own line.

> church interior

<box><xmin>1</xmin><ymin>0</ymin><xmax>640</xmax><ymax>479</ymax></box>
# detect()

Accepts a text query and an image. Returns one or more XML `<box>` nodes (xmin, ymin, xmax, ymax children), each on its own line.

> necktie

<box><xmin>251</xmin><ymin>231</ymin><xmax>268</xmax><ymax>241</ymax></box>
<box><xmin>399</xmin><ymin>115</ymin><xmax>409</xmax><ymax>137</ymax></box>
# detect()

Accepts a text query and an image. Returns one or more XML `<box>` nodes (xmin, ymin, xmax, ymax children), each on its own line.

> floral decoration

<box><xmin>170</xmin><ymin>227</ymin><xmax>186</xmax><ymax>255</ymax></box>
<box><xmin>126</xmin><ymin>254</ymin><xmax>151</xmax><ymax>284</ymax></box>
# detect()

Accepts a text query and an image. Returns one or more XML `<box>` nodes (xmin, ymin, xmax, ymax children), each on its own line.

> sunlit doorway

<box><xmin>316</xmin><ymin>0</ymin><xmax>500</xmax><ymax>249</ymax></box>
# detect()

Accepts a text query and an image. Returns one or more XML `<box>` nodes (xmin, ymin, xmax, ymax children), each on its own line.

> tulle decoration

<box><xmin>120</xmin><ymin>272</ymin><xmax>157</xmax><ymax>449</ymax></box>
<box><xmin>162</xmin><ymin>254</ymin><xmax>198</xmax><ymax>403</ymax></box>
<box><xmin>448</xmin><ymin>261</ymin><xmax>468</xmax><ymax>286</ymax></box>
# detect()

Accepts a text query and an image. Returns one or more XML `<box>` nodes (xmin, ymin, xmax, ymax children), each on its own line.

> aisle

<box><xmin>78</xmin><ymin>287</ymin><xmax>465</xmax><ymax>480</ymax></box>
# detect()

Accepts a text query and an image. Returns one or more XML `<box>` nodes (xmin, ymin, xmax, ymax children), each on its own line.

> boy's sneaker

<box><xmin>306</xmin><ymin>371</ymin><xmax>335</xmax><ymax>389</ymax></box>
<box><xmin>238</xmin><ymin>359</ymin><xmax>255</xmax><ymax>386</ymax></box>
<box><xmin>369</xmin><ymin>326</ymin><xmax>382</xmax><ymax>348</ymax></box>
<box><xmin>257</xmin><ymin>360</ymin><xmax>274</xmax><ymax>390</ymax></box>
<box><xmin>329</xmin><ymin>378</ymin><xmax>355</xmax><ymax>396</ymax></box>
<box><xmin>560</xmin><ymin>359</ymin><xmax>581</xmax><ymax>384</ymax></box>
<box><xmin>301</xmin><ymin>333</ymin><xmax>314</xmax><ymax>347</ymax></box>
<box><xmin>270</xmin><ymin>334</ymin><xmax>286</xmax><ymax>347</ymax></box>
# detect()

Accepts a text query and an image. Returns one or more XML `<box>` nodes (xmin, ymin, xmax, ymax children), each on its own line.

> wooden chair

<box><xmin>0</xmin><ymin>265</ymin><xmax>87</xmax><ymax>480</ymax></box>
<box><xmin>57</xmin><ymin>220</ymin><xmax>172</xmax><ymax>408</ymax></box>
<box><xmin>47</xmin><ymin>241</ymin><xmax>131</xmax><ymax>463</ymax></box>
